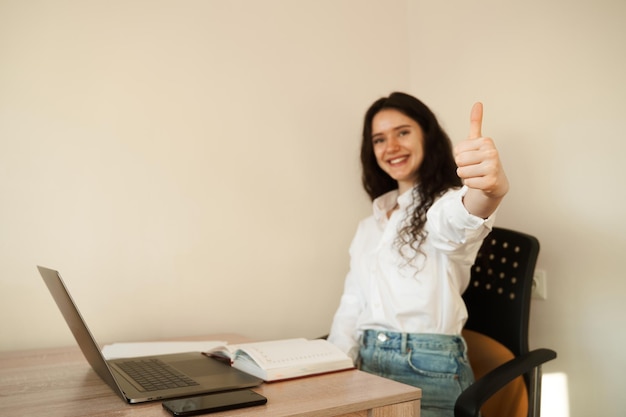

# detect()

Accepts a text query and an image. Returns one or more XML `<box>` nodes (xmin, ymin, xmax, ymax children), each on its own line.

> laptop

<box><xmin>37</xmin><ymin>266</ymin><xmax>262</xmax><ymax>403</ymax></box>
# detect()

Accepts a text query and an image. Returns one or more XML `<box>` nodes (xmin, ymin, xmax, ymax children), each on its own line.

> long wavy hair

<box><xmin>361</xmin><ymin>92</ymin><xmax>462</xmax><ymax>260</ymax></box>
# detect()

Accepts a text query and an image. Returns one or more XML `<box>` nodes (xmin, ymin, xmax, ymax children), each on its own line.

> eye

<box><xmin>398</xmin><ymin>129</ymin><xmax>410</xmax><ymax>137</ymax></box>
<box><xmin>372</xmin><ymin>136</ymin><xmax>385</xmax><ymax>145</ymax></box>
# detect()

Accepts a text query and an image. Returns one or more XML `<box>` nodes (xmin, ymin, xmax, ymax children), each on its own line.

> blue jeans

<box><xmin>359</xmin><ymin>330</ymin><xmax>474</xmax><ymax>417</ymax></box>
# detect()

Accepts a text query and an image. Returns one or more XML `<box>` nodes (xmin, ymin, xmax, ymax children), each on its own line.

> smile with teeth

<box><xmin>388</xmin><ymin>156</ymin><xmax>409</xmax><ymax>165</ymax></box>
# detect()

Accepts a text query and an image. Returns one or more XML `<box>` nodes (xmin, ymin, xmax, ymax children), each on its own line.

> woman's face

<box><xmin>371</xmin><ymin>109</ymin><xmax>425</xmax><ymax>194</ymax></box>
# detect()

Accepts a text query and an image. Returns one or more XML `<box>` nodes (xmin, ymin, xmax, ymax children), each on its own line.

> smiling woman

<box><xmin>327</xmin><ymin>92</ymin><xmax>509</xmax><ymax>417</ymax></box>
<box><xmin>371</xmin><ymin>109</ymin><xmax>425</xmax><ymax>196</ymax></box>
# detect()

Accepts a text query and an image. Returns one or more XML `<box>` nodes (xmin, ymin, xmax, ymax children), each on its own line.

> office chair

<box><xmin>456</xmin><ymin>227</ymin><xmax>557</xmax><ymax>417</ymax></box>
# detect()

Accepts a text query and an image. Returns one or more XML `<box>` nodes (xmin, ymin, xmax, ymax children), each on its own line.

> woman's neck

<box><xmin>397</xmin><ymin>179</ymin><xmax>417</xmax><ymax>195</ymax></box>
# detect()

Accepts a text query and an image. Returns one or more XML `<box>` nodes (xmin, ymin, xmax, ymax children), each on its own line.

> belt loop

<box><xmin>401</xmin><ymin>333</ymin><xmax>408</xmax><ymax>354</ymax></box>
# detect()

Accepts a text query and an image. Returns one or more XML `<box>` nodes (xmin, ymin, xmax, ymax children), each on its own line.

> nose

<box><xmin>385</xmin><ymin>136</ymin><xmax>400</xmax><ymax>152</ymax></box>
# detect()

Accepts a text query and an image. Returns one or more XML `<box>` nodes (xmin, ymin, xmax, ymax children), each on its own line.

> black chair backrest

<box><xmin>462</xmin><ymin>227</ymin><xmax>540</xmax><ymax>360</ymax></box>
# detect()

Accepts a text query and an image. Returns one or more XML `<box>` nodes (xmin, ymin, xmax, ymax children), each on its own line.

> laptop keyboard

<box><xmin>116</xmin><ymin>358</ymin><xmax>200</xmax><ymax>392</ymax></box>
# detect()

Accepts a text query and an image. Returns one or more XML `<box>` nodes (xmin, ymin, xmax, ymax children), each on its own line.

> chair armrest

<box><xmin>454</xmin><ymin>348</ymin><xmax>557</xmax><ymax>417</ymax></box>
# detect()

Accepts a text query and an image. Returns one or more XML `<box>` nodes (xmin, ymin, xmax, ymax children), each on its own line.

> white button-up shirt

<box><xmin>328</xmin><ymin>186</ymin><xmax>495</xmax><ymax>360</ymax></box>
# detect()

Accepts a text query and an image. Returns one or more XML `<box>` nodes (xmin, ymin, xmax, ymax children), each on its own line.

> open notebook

<box><xmin>104</xmin><ymin>337</ymin><xmax>355</xmax><ymax>382</ymax></box>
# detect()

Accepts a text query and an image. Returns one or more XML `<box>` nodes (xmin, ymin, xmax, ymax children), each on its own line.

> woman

<box><xmin>327</xmin><ymin>92</ymin><xmax>509</xmax><ymax>417</ymax></box>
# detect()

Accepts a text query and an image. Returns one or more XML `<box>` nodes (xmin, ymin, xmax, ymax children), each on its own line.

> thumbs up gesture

<box><xmin>454</xmin><ymin>102</ymin><xmax>509</xmax><ymax>217</ymax></box>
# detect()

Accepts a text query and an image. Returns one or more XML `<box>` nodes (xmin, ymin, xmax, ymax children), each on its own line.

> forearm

<box><xmin>462</xmin><ymin>181</ymin><xmax>508</xmax><ymax>219</ymax></box>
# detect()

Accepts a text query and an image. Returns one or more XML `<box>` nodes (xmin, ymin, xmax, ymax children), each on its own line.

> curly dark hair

<box><xmin>360</xmin><ymin>92</ymin><xmax>462</xmax><ymax>259</ymax></box>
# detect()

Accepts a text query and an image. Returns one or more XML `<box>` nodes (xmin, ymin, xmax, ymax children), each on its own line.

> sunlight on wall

<box><xmin>541</xmin><ymin>372</ymin><xmax>570</xmax><ymax>417</ymax></box>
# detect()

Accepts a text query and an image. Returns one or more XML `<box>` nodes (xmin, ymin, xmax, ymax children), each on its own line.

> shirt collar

<box><xmin>372</xmin><ymin>187</ymin><xmax>416</xmax><ymax>223</ymax></box>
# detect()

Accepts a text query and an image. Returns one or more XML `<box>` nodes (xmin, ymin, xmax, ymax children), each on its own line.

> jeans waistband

<box><xmin>362</xmin><ymin>329</ymin><xmax>467</xmax><ymax>354</ymax></box>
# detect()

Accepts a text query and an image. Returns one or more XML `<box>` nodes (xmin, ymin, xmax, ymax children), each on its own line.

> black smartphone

<box><xmin>162</xmin><ymin>390</ymin><xmax>267</xmax><ymax>416</ymax></box>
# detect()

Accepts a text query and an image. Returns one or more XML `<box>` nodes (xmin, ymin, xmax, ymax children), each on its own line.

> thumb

<box><xmin>469</xmin><ymin>102</ymin><xmax>483</xmax><ymax>139</ymax></box>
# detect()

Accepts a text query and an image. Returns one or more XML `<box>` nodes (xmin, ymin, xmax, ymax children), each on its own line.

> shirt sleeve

<box><xmin>327</xmin><ymin>227</ymin><xmax>366</xmax><ymax>362</ymax></box>
<box><xmin>327</xmin><ymin>274</ymin><xmax>362</xmax><ymax>361</ymax></box>
<box><xmin>426</xmin><ymin>186</ymin><xmax>496</xmax><ymax>251</ymax></box>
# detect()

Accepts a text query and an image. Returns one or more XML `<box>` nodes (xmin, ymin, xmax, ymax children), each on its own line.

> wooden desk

<box><xmin>0</xmin><ymin>335</ymin><xmax>421</xmax><ymax>417</ymax></box>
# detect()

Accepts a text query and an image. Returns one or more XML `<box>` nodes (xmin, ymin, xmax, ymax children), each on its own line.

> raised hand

<box><xmin>454</xmin><ymin>102</ymin><xmax>509</xmax><ymax>217</ymax></box>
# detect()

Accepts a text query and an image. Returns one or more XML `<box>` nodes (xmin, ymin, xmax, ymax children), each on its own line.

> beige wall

<box><xmin>408</xmin><ymin>1</ymin><xmax>626</xmax><ymax>416</ymax></box>
<box><xmin>0</xmin><ymin>0</ymin><xmax>410</xmax><ymax>347</ymax></box>
<box><xmin>1</xmin><ymin>1</ymin><xmax>624</xmax><ymax>416</ymax></box>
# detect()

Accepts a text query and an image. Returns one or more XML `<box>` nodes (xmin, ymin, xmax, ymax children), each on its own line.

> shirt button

<box><xmin>377</xmin><ymin>332</ymin><xmax>388</xmax><ymax>342</ymax></box>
